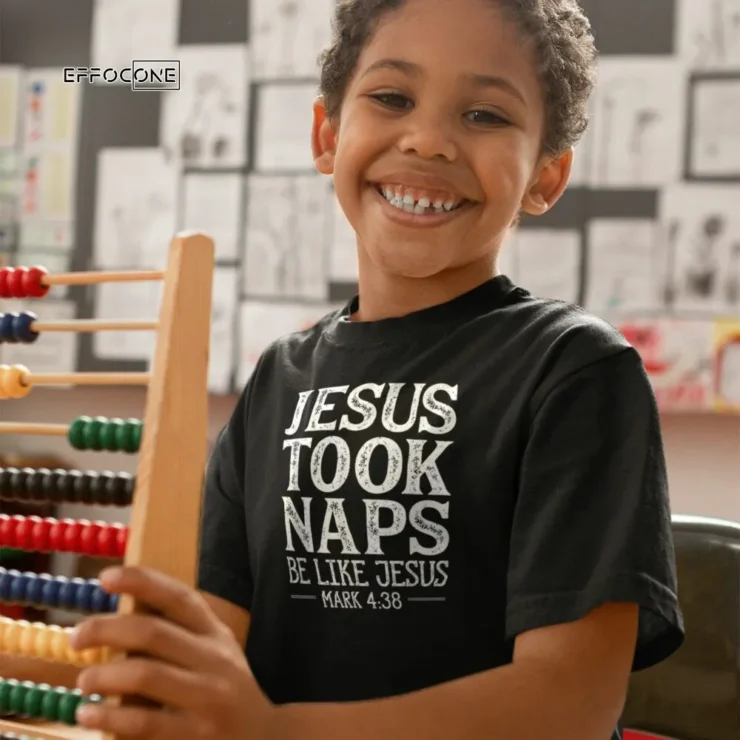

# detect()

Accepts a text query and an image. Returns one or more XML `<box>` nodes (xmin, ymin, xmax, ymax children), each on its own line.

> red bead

<box><xmin>80</xmin><ymin>521</ymin><xmax>102</xmax><ymax>556</ymax></box>
<box><xmin>22</xmin><ymin>265</ymin><xmax>49</xmax><ymax>298</ymax></box>
<box><xmin>31</xmin><ymin>517</ymin><xmax>52</xmax><ymax>551</ymax></box>
<box><xmin>14</xmin><ymin>515</ymin><xmax>37</xmax><ymax>549</ymax></box>
<box><xmin>48</xmin><ymin>518</ymin><xmax>65</xmax><ymax>551</ymax></box>
<box><xmin>0</xmin><ymin>514</ymin><xmax>12</xmax><ymax>546</ymax></box>
<box><xmin>115</xmin><ymin>525</ymin><xmax>127</xmax><ymax>558</ymax></box>
<box><xmin>9</xmin><ymin>515</ymin><xmax>25</xmax><ymax>548</ymax></box>
<box><xmin>0</xmin><ymin>268</ymin><xmax>11</xmax><ymax>298</ymax></box>
<box><xmin>7</xmin><ymin>267</ymin><xmax>28</xmax><ymax>298</ymax></box>
<box><xmin>62</xmin><ymin>519</ymin><xmax>85</xmax><ymax>552</ymax></box>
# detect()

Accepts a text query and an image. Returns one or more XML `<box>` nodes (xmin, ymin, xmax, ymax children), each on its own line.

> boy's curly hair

<box><xmin>318</xmin><ymin>0</ymin><xmax>597</xmax><ymax>156</ymax></box>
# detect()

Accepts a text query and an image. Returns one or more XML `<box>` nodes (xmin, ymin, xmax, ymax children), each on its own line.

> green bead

<box><xmin>40</xmin><ymin>686</ymin><xmax>63</xmax><ymax>721</ymax></box>
<box><xmin>99</xmin><ymin>417</ymin><xmax>122</xmax><ymax>451</ymax></box>
<box><xmin>22</xmin><ymin>681</ymin><xmax>46</xmax><ymax>717</ymax></box>
<box><xmin>0</xmin><ymin>677</ymin><xmax>14</xmax><ymax>712</ymax></box>
<box><xmin>58</xmin><ymin>688</ymin><xmax>83</xmax><ymax>725</ymax></box>
<box><xmin>83</xmin><ymin>417</ymin><xmax>106</xmax><ymax>451</ymax></box>
<box><xmin>118</xmin><ymin>419</ymin><xmax>142</xmax><ymax>453</ymax></box>
<box><xmin>129</xmin><ymin>419</ymin><xmax>143</xmax><ymax>451</ymax></box>
<box><xmin>8</xmin><ymin>680</ymin><xmax>29</xmax><ymax>714</ymax></box>
<box><xmin>67</xmin><ymin>416</ymin><xmax>90</xmax><ymax>450</ymax></box>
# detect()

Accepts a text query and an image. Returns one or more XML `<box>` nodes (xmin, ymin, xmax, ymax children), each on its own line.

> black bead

<box><xmin>8</xmin><ymin>468</ymin><xmax>30</xmax><ymax>502</ymax></box>
<box><xmin>0</xmin><ymin>468</ymin><xmax>13</xmax><ymax>500</ymax></box>
<box><xmin>64</xmin><ymin>469</ymin><xmax>83</xmax><ymax>503</ymax></box>
<box><xmin>26</xmin><ymin>467</ymin><xmax>50</xmax><ymax>502</ymax></box>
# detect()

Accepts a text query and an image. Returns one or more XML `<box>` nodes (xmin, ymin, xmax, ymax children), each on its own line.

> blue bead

<box><xmin>13</xmin><ymin>312</ymin><xmax>38</xmax><ymax>344</ymax></box>
<box><xmin>41</xmin><ymin>577</ymin><xmax>63</xmax><ymax>608</ymax></box>
<box><xmin>74</xmin><ymin>580</ymin><xmax>96</xmax><ymax>612</ymax></box>
<box><xmin>90</xmin><ymin>586</ymin><xmax>108</xmax><ymax>613</ymax></box>
<box><xmin>26</xmin><ymin>573</ymin><xmax>51</xmax><ymax>605</ymax></box>
<box><xmin>9</xmin><ymin>572</ymin><xmax>31</xmax><ymax>602</ymax></box>
<box><xmin>108</xmin><ymin>592</ymin><xmax>120</xmax><ymax>612</ymax></box>
<box><xmin>0</xmin><ymin>313</ymin><xmax>18</xmax><ymax>344</ymax></box>
<box><xmin>0</xmin><ymin>569</ymin><xmax>18</xmax><ymax>601</ymax></box>
<box><xmin>58</xmin><ymin>577</ymin><xmax>82</xmax><ymax>610</ymax></box>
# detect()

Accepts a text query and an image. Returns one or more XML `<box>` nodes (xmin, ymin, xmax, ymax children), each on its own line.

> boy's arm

<box><xmin>274</xmin><ymin>601</ymin><xmax>637</xmax><ymax>740</ymax></box>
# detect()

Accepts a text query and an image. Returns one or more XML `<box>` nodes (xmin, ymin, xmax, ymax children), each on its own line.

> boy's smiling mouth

<box><xmin>369</xmin><ymin>182</ymin><xmax>475</xmax><ymax>226</ymax></box>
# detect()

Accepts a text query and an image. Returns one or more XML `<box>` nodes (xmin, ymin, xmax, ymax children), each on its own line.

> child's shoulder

<box><xmin>495</xmin><ymin>290</ymin><xmax>638</xmax><ymax>389</ymax></box>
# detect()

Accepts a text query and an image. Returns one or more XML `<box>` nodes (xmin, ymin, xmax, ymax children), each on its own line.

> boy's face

<box><xmin>313</xmin><ymin>0</ymin><xmax>571</xmax><ymax>282</ymax></box>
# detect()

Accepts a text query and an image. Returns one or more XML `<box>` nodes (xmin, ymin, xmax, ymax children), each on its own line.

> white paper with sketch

<box><xmin>0</xmin><ymin>298</ymin><xmax>77</xmax><ymax>375</ymax></box>
<box><xmin>243</xmin><ymin>174</ymin><xmax>333</xmax><ymax>301</ymax></box>
<box><xmin>676</xmin><ymin>0</ymin><xmax>740</xmax><ymax>70</ymax></box>
<box><xmin>91</xmin><ymin>0</ymin><xmax>179</xmax><ymax>69</ymax></box>
<box><xmin>690</xmin><ymin>78</ymin><xmax>740</xmax><ymax>177</ymax></box>
<box><xmin>254</xmin><ymin>84</ymin><xmax>317</xmax><ymax>172</ymax></box>
<box><xmin>0</xmin><ymin>66</ymin><xmax>22</xmax><ymax>148</ymax></box>
<box><xmin>328</xmin><ymin>195</ymin><xmax>358</xmax><ymax>283</ymax></box>
<box><xmin>21</xmin><ymin>69</ymin><xmax>81</xmax><ymax>154</ymax></box>
<box><xmin>92</xmin><ymin>279</ymin><xmax>163</xmax><ymax>362</ymax></box>
<box><xmin>237</xmin><ymin>300</ymin><xmax>341</xmax><ymax>386</ymax></box>
<box><xmin>208</xmin><ymin>267</ymin><xmax>238</xmax><ymax>394</ymax></box>
<box><xmin>182</xmin><ymin>172</ymin><xmax>244</xmax><ymax>261</ymax></box>
<box><xmin>659</xmin><ymin>184</ymin><xmax>740</xmax><ymax>314</ymax></box>
<box><xmin>160</xmin><ymin>45</ymin><xmax>250</xmax><ymax>170</ymax></box>
<box><xmin>584</xmin><ymin>219</ymin><xmax>663</xmax><ymax>315</ymax></box>
<box><xmin>587</xmin><ymin>58</ymin><xmax>687</xmax><ymax>188</ymax></box>
<box><xmin>93</xmin><ymin>148</ymin><xmax>178</xmax><ymax>270</ymax></box>
<box><xmin>508</xmin><ymin>228</ymin><xmax>581</xmax><ymax>303</ymax></box>
<box><xmin>250</xmin><ymin>0</ymin><xmax>334</xmax><ymax>80</ymax></box>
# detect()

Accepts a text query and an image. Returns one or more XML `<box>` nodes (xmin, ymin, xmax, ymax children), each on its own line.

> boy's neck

<box><xmin>351</xmin><ymin>253</ymin><xmax>497</xmax><ymax>322</ymax></box>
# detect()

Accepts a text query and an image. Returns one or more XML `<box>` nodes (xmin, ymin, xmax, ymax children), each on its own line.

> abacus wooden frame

<box><xmin>0</xmin><ymin>231</ymin><xmax>215</xmax><ymax>740</ymax></box>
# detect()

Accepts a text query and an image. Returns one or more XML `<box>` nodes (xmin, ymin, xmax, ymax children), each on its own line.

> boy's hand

<box><xmin>69</xmin><ymin>566</ymin><xmax>271</xmax><ymax>739</ymax></box>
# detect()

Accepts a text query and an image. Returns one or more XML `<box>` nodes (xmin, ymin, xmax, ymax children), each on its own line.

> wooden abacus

<box><xmin>0</xmin><ymin>232</ymin><xmax>214</xmax><ymax>740</ymax></box>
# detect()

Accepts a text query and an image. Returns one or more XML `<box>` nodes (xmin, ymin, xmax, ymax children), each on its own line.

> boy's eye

<box><xmin>369</xmin><ymin>92</ymin><xmax>412</xmax><ymax>110</ymax></box>
<box><xmin>466</xmin><ymin>109</ymin><xmax>509</xmax><ymax>125</ymax></box>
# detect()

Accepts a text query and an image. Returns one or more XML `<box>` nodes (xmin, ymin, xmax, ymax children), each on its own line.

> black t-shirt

<box><xmin>198</xmin><ymin>276</ymin><xmax>684</xmax><ymax>735</ymax></box>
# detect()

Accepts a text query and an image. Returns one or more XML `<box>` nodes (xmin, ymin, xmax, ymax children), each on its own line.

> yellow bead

<box><xmin>3</xmin><ymin>619</ymin><xmax>25</xmax><ymax>654</ymax></box>
<box><xmin>0</xmin><ymin>365</ymin><xmax>9</xmax><ymax>400</ymax></box>
<box><xmin>18</xmin><ymin>621</ymin><xmax>40</xmax><ymax>657</ymax></box>
<box><xmin>34</xmin><ymin>622</ymin><xmax>54</xmax><ymax>660</ymax></box>
<box><xmin>1</xmin><ymin>364</ymin><xmax>31</xmax><ymax>399</ymax></box>
<box><xmin>49</xmin><ymin>625</ymin><xmax>68</xmax><ymax>661</ymax></box>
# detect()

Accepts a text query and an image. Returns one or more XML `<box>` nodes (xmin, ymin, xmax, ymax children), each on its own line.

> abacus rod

<box><xmin>32</xmin><ymin>319</ymin><xmax>158</xmax><ymax>333</ymax></box>
<box><xmin>30</xmin><ymin>372</ymin><xmax>151</xmax><ymax>387</ymax></box>
<box><xmin>42</xmin><ymin>269</ymin><xmax>165</xmax><ymax>286</ymax></box>
<box><xmin>0</xmin><ymin>422</ymin><xmax>68</xmax><ymax>436</ymax></box>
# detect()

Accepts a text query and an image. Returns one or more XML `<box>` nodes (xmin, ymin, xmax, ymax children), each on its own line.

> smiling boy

<box><xmin>71</xmin><ymin>1</ymin><xmax>684</xmax><ymax>738</ymax></box>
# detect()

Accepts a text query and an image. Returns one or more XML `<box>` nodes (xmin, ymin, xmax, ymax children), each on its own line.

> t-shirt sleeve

<box><xmin>506</xmin><ymin>346</ymin><xmax>685</xmax><ymax>671</ymax></box>
<box><xmin>197</xmin><ymin>386</ymin><xmax>254</xmax><ymax>612</ymax></box>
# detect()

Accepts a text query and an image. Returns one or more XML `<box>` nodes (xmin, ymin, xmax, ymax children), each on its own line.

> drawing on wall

<box><xmin>91</xmin><ymin>0</ymin><xmax>179</xmax><ymax>70</ymax></box>
<box><xmin>243</xmin><ymin>174</ymin><xmax>334</xmax><ymax>301</ymax></box>
<box><xmin>714</xmin><ymin>322</ymin><xmax>740</xmax><ymax>406</ymax></box>
<box><xmin>237</xmin><ymin>299</ymin><xmax>341</xmax><ymax>385</ymax></box>
<box><xmin>588</xmin><ymin>58</ymin><xmax>686</xmax><ymax>187</ymax></box>
<box><xmin>505</xmin><ymin>228</ymin><xmax>581</xmax><ymax>303</ymax></box>
<box><xmin>0</xmin><ymin>66</ymin><xmax>22</xmax><ymax>149</ymax></box>
<box><xmin>93</xmin><ymin>148</ymin><xmax>177</xmax><ymax>270</ymax></box>
<box><xmin>689</xmin><ymin>76</ymin><xmax>740</xmax><ymax>178</ymax></box>
<box><xmin>160</xmin><ymin>46</ymin><xmax>250</xmax><ymax>169</ymax></box>
<box><xmin>250</xmin><ymin>0</ymin><xmax>335</xmax><ymax>80</ymax></box>
<box><xmin>584</xmin><ymin>219</ymin><xmax>663</xmax><ymax>315</ymax></box>
<box><xmin>618</xmin><ymin>319</ymin><xmax>714</xmax><ymax>410</ymax></box>
<box><xmin>677</xmin><ymin>0</ymin><xmax>740</xmax><ymax>70</ymax></box>
<box><xmin>254</xmin><ymin>83</ymin><xmax>317</xmax><ymax>171</ymax></box>
<box><xmin>660</xmin><ymin>185</ymin><xmax>740</xmax><ymax>314</ymax></box>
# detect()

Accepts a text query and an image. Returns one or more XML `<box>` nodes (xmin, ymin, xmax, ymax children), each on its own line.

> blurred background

<box><xmin>0</xmin><ymin>1</ymin><xmax>738</xmax><ymax>738</ymax></box>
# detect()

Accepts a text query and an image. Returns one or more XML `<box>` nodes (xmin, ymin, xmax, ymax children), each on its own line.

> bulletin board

<box><xmin>0</xmin><ymin>0</ymin><xmax>739</xmax><ymax>413</ymax></box>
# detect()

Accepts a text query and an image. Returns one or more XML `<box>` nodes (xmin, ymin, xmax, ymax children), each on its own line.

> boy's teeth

<box><xmin>378</xmin><ymin>185</ymin><xmax>463</xmax><ymax>215</ymax></box>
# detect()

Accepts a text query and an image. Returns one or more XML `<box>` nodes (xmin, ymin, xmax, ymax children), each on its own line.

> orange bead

<box><xmin>0</xmin><ymin>364</ymin><xmax>31</xmax><ymax>399</ymax></box>
<box><xmin>3</xmin><ymin>618</ymin><xmax>24</xmax><ymax>654</ymax></box>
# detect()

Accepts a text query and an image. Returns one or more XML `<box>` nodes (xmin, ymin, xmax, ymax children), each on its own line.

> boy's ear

<box><xmin>520</xmin><ymin>147</ymin><xmax>574</xmax><ymax>216</ymax></box>
<box><xmin>312</xmin><ymin>97</ymin><xmax>337</xmax><ymax>175</ymax></box>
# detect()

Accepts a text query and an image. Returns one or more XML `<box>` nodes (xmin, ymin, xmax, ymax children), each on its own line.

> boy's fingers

<box><xmin>77</xmin><ymin>701</ymin><xmax>209</xmax><ymax>739</ymax></box>
<box><xmin>99</xmin><ymin>566</ymin><xmax>217</xmax><ymax>635</ymax></box>
<box><xmin>71</xmin><ymin>613</ymin><xmax>217</xmax><ymax>671</ymax></box>
<box><xmin>77</xmin><ymin>657</ymin><xmax>217</xmax><ymax>714</ymax></box>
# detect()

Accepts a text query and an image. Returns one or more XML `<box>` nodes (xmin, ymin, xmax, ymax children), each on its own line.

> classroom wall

<box><xmin>3</xmin><ymin>390</ymin><xmax>740</xmax><ymax>523</ymax></box>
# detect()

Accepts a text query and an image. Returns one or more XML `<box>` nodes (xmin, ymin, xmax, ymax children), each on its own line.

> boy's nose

<box><xmin>396</xmin><ymin>118</ymin><xmax>458</xmax><ymax>162</ymax></box>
